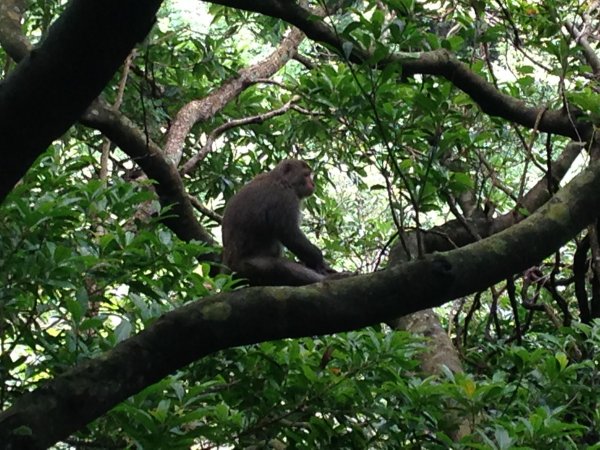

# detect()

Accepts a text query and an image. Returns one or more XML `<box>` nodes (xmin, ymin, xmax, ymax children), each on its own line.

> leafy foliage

<box><xmin>0</xmin><ymin>147</ymin><xmax>226</xmax><ymax>389</ymax></box>
<box><xmin>1</xmin><ymin>0</ymin><xmax>600</xmax><ymax>448</ymax></box>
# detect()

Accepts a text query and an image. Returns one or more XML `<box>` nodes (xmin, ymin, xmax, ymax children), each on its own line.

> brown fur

<box><xmin>222</xmin><ymin>159</ymin><xmax>332</xmax><ymax>286</ymax></box>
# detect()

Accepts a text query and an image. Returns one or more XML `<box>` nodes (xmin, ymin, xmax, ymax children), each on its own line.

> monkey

<box><xmin>221</xmin><ymin>159</ymin><xmax>337</xmax><ymax>286</ymax></box>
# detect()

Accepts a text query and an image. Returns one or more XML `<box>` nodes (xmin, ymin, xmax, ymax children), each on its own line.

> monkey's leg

<box><xmin>240</xmin><ymin>256</ymin><xmax>325</xmax><ymax>286</ymax></box>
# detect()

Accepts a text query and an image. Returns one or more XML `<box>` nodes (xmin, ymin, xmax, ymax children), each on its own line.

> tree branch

<box><xmin>80</xmin><ymin>100</ymin><xmax>218</xmax><ymax>248</ymax></box>
<box><xmin>565</xmin><ymin>20</ymin><xmax>600</xmax><ymax>77</ymax></box>
<box><xmin>181</xmin><ymin>96</ymin><xmax>302</xmax><ymax>175</ymax></box>
<box><xmin>204</xmin><ymin>0</ymin><xmax>593</xmax><ymax>141</ymax></box>
<box><xmin>2</xmin><ymin>149</ymin><xmax>600</xmax><ymax>449</ymax></box>
<box><xmin>0</xmin><ymin>0</ymin><xmax>163</xmax><ymax>203</ymax></box>
<box><xmin>164</xmin><ymin>27</ymin><xmax>306</xmax><ymax>166</ymax></box>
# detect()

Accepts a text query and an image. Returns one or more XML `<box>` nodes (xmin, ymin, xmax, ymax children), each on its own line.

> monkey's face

<box><xmin>279</xmin><ymin>159</ymin><xmax>315</xmax><ymax>198</ymax></box>
<box><xmin>291</xmin><ymin>163</ymin><xmax>315</xmax><ymax>198</ymax></box>
<box><xmin>299</xmin><ymin>170</ymin><xmax>315</xmax><ymax>198</ymax></box>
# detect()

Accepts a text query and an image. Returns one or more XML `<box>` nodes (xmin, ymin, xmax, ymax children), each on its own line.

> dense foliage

<box><xmin>1</xmin><ymin>0</ymin><xmax>599</xmax><ymax>448</ymax></box>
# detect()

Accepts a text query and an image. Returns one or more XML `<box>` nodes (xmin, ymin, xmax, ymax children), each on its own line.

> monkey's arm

<box><xmin>268</xmin><ymin>192</ymin><xmax>328</xmax><ymax>273</ymax></box>
<box><xmin>280</xmin><ymin>226</ymin><xmax>328</xmax><ymax>272</ymax></box>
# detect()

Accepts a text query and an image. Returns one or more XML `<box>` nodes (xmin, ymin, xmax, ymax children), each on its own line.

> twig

<box><xmin>181</xmin><ymin>96</ymin><xmax>305</xmax><ymax>175</ymax></box>
<box><xmin>188</xmin><ymin>195</ymin><xmax>223</xmax><ymax>224</ymax></box>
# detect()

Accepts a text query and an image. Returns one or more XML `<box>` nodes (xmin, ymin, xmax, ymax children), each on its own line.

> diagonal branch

<box><xmin>2</xmin><ymin>146</ymin><xmax>600</xmax><ymax>450</ymax></box>
<box><xmin>0</xmin><ymin>0</ymin><xmax>163</xmax><ymax>203</ymax></box>
<box><xmin>204</xmin><ymin>0</ymin><xmax>593</xmax><ymax>141</ymax></box>
<box><xmin>80</xmin><ymin>100</ymin><xmax>218</xmax><ymax>248</ymax></box>
<box><xmin>165</xmin><ymin>1</ymin><xmax>343</xmax><ymax>167</ymax></box>
<box><xmin>164</xmin><ymin>27</ymin><xmax>306</xmax><ymax>166</ymax></box>
<box><xmin>181</xmin><ymin>96</ymin><xmax>302</xmax><ymax>175</ymax></box>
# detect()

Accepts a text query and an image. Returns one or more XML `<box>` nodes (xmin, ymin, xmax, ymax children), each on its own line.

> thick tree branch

<box><xmin>0</xmin><ymin>2</ymin><xmax>217</xmax><ymax>251</ymax></box>
<box><xmin>1</xmin><ymin>149</ymin><xmax>600</xmax><ymax>449</ymax></box>
<box><xmin>0</xmin><ymin>0</ymin><xmax>30</xmax><ymax>60</ymax></box>
<box><xmin>0</xmin><ymin>0</ymin><xmax>163</xmax><ymax>203</ymax></box>
<box><xmin>164</xmin><ymin>27</ymin><xmax>306</xmax><ymax>166</ymax></box>
<box><xmin>80</xmin><ymin>101</ymin><xmax>218</xmax><ymax>248</ymax></box>
<box><xmin>390</xmin><ymin>141</ymin><xmax>583</xmax><ymax>259</ymax></box>
<box><xmin>204</xmin><ymin>0</ymin><xmax>593</xmax><ymax>141</ymax></box>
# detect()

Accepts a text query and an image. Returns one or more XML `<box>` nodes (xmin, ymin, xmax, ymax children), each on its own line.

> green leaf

<box><xmin>555</xmin><ymin>351</ymin><xmax>568</xmax><ymax>370</ymax></box>
<box><xmin>342</xmin><ymin>41</ymin><xmax>354</xmax><ymax>60</ymax></box>
<box><xmin>114</xmin><ymin>319</ymin><xmax>133</xmax><ymax>343</ymax></box>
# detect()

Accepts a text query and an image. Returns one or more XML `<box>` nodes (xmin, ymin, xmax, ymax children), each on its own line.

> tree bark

<box><xmin>0</xmin><ymin>0</ymin><xmax>163</xmax><ymax>203</ymax></box>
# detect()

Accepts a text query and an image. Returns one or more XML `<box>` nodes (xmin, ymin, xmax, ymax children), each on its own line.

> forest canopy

<box><xmin>0</xmin><ymin>0</ymin><xmax>599</xmax><ymax>448</ymax></box>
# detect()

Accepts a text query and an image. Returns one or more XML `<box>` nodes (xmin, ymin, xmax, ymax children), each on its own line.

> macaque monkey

<box><xmin>222</xmin><ymin>159</ymin><xmax>337</xmax><ymax>286</ymax></box>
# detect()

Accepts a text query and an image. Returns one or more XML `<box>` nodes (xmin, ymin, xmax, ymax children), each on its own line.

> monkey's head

<box><xmin>275</xmin><ymin>159</ymin><xmax>315</xmax><ymax>199</ymax></box>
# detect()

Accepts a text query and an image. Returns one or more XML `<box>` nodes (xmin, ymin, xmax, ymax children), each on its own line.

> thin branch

<box><xmin>188</xmin><ymin>195</ymin><xmax>222</xmax><ymax>224</ymax></box>
<box><xmin>445</xmin><ymin>193</ymin><xmax>482</xmax><ymax>241</ymax></box>
<box><xmin>181</xmin><ymin>96</ymin><xmax>303</xmax><ymax>175</ymax></box>
<box><xmin>565</xmin><ymin>21</ymin><xmax>600</xmax><ymax>76</ymax></box>
<box><xmin>473</xmin><ymin>149</ymin><xmax>519</xmax><ymax>203</ymax></box>
<box><xmin>293</xmin><ymin>52</ymin><xmax>315</xmax><ymax>69</ymax></box>
<box><xmin>100</xmin><ymin>51</ymin><xmax>135</xmax><ymax>180</ymax></box>
<box><xmin>506</xmin><ymin>276</ymin><xmax>522</xmax><ymax>344</ymax></box>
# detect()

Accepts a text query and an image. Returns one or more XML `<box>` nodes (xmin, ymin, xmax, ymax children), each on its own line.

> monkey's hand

<box><xmin>315</xmin><ymin>263</ymin><xmax>355</xmax><ymax>279</ymax></box>
<box><xmin>313</xmin><ymin>262</ymin><xmax>337</xmax><ymax>275</ymax></box>
<box><xmin>325</xmin><ymin>271</ymin><xmax>355</xmax><ymax>281</ymax></box>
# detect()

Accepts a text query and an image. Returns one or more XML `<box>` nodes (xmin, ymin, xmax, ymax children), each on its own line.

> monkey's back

<box><xmin>222</xmin><ymin>177</ymin><xmax>298</xmax><ymax>268</ymax></box>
